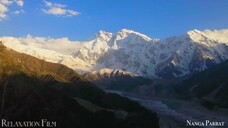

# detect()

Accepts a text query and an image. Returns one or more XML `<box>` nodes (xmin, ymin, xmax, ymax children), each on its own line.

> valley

<box><xmin>106</xmin><ymin>90</ymin><xmax>228</xmax><ymax>128</ymax></box>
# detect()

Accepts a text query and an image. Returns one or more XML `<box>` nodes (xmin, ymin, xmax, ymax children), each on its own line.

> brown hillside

<box><xmin>0</xmin><ymin>41</ymin><xmax>83</xmax><ymax>83</ymax></box>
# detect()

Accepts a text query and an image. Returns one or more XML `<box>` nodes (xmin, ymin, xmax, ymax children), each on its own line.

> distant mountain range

<box><xmin>1</xmin><ymin>29</ymin><xmax>228</xmax><ymax>79</ymax></box>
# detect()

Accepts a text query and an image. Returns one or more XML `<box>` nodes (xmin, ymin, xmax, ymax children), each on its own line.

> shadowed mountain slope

<box><xmin>0</xmin><ymin>42</ymin><xmax>159</xmax><ymax>128</ymax></box>
<box><xmin>175</xmin><ymin>60</ymin><xmax>228</xmax><ymax>108</ymax></box>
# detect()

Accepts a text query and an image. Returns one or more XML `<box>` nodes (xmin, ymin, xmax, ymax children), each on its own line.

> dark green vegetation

<box><xmin>175</xmin><ymin>60</ymin><xmax>228</xmax><ymax>108</ymax></box>
<box><xmin>0</xmin><ymin>42</ymin><xmax>159</xmax><ymax>128</ymax></box>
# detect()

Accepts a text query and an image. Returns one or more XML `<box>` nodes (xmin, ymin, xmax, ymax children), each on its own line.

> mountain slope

<box><xmin>84</xmin><ymin>68</ymin><xmax>153</xmax><ymax>91</ymax></box>
<box><xmin>1</xmin><ymin>36</ymin><xmax>92</xmax><ymax>74</ymax></box>
<box><xmin>175</xmin><ymin>60</ymin><xmax>228</xmax><ymax>108</ymax></box>
<box><xmin>0</xmin><ymin>41</ymin><xmax>159</xmax><ymax>128</ymax></box>
<box><xmin>0</xmin><ymin>41</ymin><xmax>84</xmax><ymax>83</ymax></box>
<box><xmin>1</xmin><ymin>29</ymin><xmax>228</xmax><ymax>79</ymax></box>
<box><xmin>76</xmin><ymin>29</ymin><xmax>228</xmax><ymax>78</ymax></box>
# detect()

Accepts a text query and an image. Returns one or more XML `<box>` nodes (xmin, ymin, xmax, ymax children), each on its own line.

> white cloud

<box><xmin>42</xmin><ymin>0</ymin><xmax>79</xmax><ymax>17</ymax></box>
<box><xmin>15</xmin><ymin>0</ymin><xmax>23</xmax><ymax>7</ymax></box>
<box><xmin>0</xmin><ymin>0</ymin><xmax>23</xmax><ymax>6</ymax></box>
<box><xmin>0</xmin><ymin>3</ymin><xmax>8</xmax><ymax>20</ymax></box>
<box><xmin>0</xmin><ymin>35</ymin><xmax>82</xmax><ymax>54</ymax></box>
<box><xmin>43</xmin><ymin>0</ymin><xmax>65</xmax><ymax>8</ymax></box>
<box><xmin>13</xmin><ymin>9</ymin><xmax>24</xmax><ymax>14</ymax></box>
<box><xmin>0</xmin><ymin>0</ymin><xmax>24</xmax><ymax>21</ymax></box>
<box><xmin>0</xmin><ymin>0</ymin><xmax>13</xmax><ymax>5</ymax></box>
<box><xmin>43</xmin><ymin>0</ymin><xmax>52</xmax><ymax>6</ymax></box>
<box><xmin>43</xmin><ymin>7</ymin><xmax>66</xmax><ymax>15</ymax></box>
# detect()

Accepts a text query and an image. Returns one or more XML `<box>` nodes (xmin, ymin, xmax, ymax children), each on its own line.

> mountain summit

<box><xmin>1</xmin><ymin>29</ymin><xmax>228</xmax><ymax>79</ymax></box>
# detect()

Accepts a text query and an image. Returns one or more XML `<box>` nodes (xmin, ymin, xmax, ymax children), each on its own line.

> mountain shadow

<box><xmin>175</xmin><ymin>60</ymin><xmax>228</xmax><ymax>109</ymax></box>
<box><xmin>0</xmin><ymin>42</ymin><xmax>159</xmax><ymax>128</ymax></box>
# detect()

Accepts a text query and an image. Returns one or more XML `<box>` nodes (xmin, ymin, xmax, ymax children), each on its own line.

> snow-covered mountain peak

<box><xmin>203</xmin><ymin>29</ymin><xmax>228</xmax><ymax>43</ymax></box>
<box><xmin>186</xmin><ymin>29</ymin><xmax>215</xmax><ymax>44</ymax></box>
<box><xmin>119</xmin><ymin>29</ymin><xmax>139</xmax><ymax>34</ymax></box>
<box><xmin>187</xmin><ymin>29</ymin><xmax>205</xmax><ymax>38</ymax></box>
<box><xmin>1</xmin><ymin>28</ymin><xmax>228</xmax><ymax>79</ymax></box>
<box><xmin>105</xmin><ymin>29</ymin><xmax>158</xmax><ymax>49</ymax></box>
<box><xmin>187</xmin><ymin>29</ymin><xmax>202</xmax><ymax>33</ymax></box>
<box><xmin>96</xmin><ymin>30</ymin><xmax>113</xmax><ymax>41</ymax></box>
<box><xmin>186</xmin><ymin>29</ymin><xmax>228</xmax><ymax>46</ymax></box>
<box><xmin>117</xmin><ymin>29</ymin><xmax>152</xmax><ymax>41</ymax></box>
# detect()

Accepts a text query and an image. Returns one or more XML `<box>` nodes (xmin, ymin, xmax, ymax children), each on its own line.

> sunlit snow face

<box><xmin>0</xmin><ymin>29</ymin><xmax>228</xmax><ymax>79</ymax></box>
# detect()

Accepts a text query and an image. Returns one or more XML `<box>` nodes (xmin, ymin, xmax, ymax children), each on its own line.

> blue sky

<box><xmin>0</xmin><ymin>0</ymin><xmax>228</xmax><ymax>40</ymax></box>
